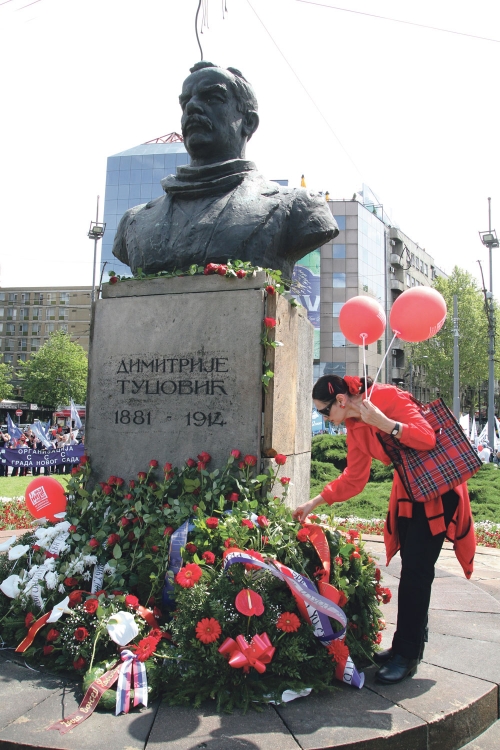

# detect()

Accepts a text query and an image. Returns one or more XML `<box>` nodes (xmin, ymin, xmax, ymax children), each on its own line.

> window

<box><xmin>4</xmin><ymin>354</ymin><xmax>13</xmax><ymax>364</ymax></box>
<box><xmin>332</xmin><ymin>302</ymin><xmax>343</xmax><ymax>317</ymax></box>
<box><xmin>32</xmin><ymin>323</ymin><xmax>41</xmax><ymax>335</ymax></box>
<box><xmin>424</xmin><ymin>263</ymin><xmax>428</xmax><ymax>276</ymax></box>
<box><xmin>21</xmin><ymin>293</ymin><xmax>30</xmax><ymax>304</ymax></box>
<box><xmin>45</xmin><ymin>323</ymin><xmax>55</xmax><ymax>334</ymax></box>
<box><xmin>410</xmin><ymin>253</ymin><xmax>415</xmax><ymax>267</ymax></box>
<box><xmin>6</xmin><ymin>323</ymin><xmax>15</xmax><ymax>335</ymax></box>
<box><xmin>333</xmin><ymin>332</ymin><xmax>346</xmax><ymax>347</ymax></box>
<box><xmin>59</xmin><ymin>323</ymin><xmax>68</xmax><ymax>333</ymax></box>
<box><xmin>333</xmin><ymin>273</ymin><xmax>346</xmax><ymax>288</ymax></box>
<box><xmin>31</xmin><ymin>338</ymin><xmax>40</xmax><ymax>351</ymax></box>
<box><xmin>8</xmin><ymin>293</ymin><xmax>17</xmax><ymax>303</ymax></box>
<box><xmin>33</xmin><ymin>293</ymin><xmax>43</xmax><ymax>305</ymax></box>
<box><xmin>7</xmin><ymin>308</ymin><xmax>16</xmax><ymax>320</ymax></box>
<box><xmin>0</xmin><ymin>323</ymin><xmax>2</xmax><ymax>333</ymax></box>
<box><xmin>377</xmin><ymin>340</ymin><xmax>382</xmax><ymax>355</ymax></box>
<box><xmin>19</xmin><ymin>308</ymin><xmax>29</xmax><ymax>321</ymax></box>
<box><xmin>406</xmin><ymin>273</ymin><xmax>411</xmax><ymax>287</ymax></box>
<box><xmin>19</xmin><ymin>323</ymin><xmax>28</xmax><ymax>335</ymax></box>
<box><xmin>32</xmin><ymin>307</ymin><xmax>40</xmax><ymax>320</ymax></box>
<box><xmin>333</xmin><ymin>244</ymin><xmax>346</xmax><ymax>259</ymax></box>
<box><xmin>411</xmin><ymin>277</ymin><xmax>416</xmax><ymax>287</ymax></box>
<box><xmin>58</xmin><ymin>308</ymin><xmax>69</xmax><ymax>320</ymax></box>
<box><xmin>0</xmin><ymin>308</ymin><xmax>3</xmax><ymax>317</ymax></box>
<box><xmin>18</xmin><ymin>338</ymin><xmax>27</xmax><ymax>351</ymax></box>
<box><xmin>18</xmin><ymin>353</ymin><xmax>27</xmax><ymax>362</ymax></box>
<box><xmin>0</xmin><ymin>293</ymin><xmax>4</xmax><ymax>302</ymax></box>
<box><xmin>46</xmin><ymin>308</ymin><xmax>56</xmax><ymax>320</ymax></box>
<box><xmin>59</xmin><ymin>292</ymin><xmax>70</xmax><ymax>305</ymax></box>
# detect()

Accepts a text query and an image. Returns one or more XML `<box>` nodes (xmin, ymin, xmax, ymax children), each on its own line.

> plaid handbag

<box><xmin>377</xmin><ymin>396</ymin><xmax>482</xmax><ymax>503</ymax></box>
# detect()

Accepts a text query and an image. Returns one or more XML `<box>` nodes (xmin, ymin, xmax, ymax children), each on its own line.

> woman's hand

<box><xmin>292</xmin><ymin>496</ymin><xmax>324</xmax><ymax>523</ymax></box>
<box><xmin>359</xmin><ymin>399</ymin><xmax>394</xmax><ymax>431</ymax></box>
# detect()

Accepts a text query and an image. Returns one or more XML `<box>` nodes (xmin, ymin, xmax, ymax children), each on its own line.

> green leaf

<box><xmin>72</xmin><ymin>533</ymin><xmax>81</xmax><ymax>541</ymax></box>
<box><xmin>113</xmin><ymin>544</ymin><xmax>122</xmax><ymax>559</ymax></box>
<box><xmin>256</xmin><ymin>475</ymin><xmax>268</xmax><ymax>482</ymax></box>
<box><xmin>77</xmin><ymin>488</ymin><xmax>89</xmax><ymax>498</ymax></box>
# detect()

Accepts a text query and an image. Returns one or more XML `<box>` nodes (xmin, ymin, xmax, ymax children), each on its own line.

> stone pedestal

<box><xmin>86</xmin><ymin>272</ymin><xmax>312</xmax><ymax>507</ymax></box>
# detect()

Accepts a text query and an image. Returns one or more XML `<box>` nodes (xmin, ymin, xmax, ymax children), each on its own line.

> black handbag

<box><xmin>377</xmin><ymin>397</ymin><xmax>482</xmax><ymax>503</ymax></box>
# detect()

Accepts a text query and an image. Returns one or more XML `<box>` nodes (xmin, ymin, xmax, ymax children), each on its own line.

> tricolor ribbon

<box><xmin>218</xmin><ymin>633</ymin><xmax>275</xmax><ymax>674</ymax></box>
<box><xmin>115</xmin><ymin>649</ymin><xmax>148</xmax><ymax>715</ymax></box>
<box><xmin>162</xmin><ymin>520</ymin><xmax>191</xmax><ymax>607</ymax></box>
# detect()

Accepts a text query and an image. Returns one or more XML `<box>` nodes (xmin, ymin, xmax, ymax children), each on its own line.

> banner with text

<box><xmin>4</xmin><ymin>444</ymin><xmax>85</xmax><ymax>468</ymax></box>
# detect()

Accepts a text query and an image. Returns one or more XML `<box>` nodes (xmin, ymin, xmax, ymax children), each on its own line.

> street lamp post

<box><xmin>479</xmin><ymin>197</ymin><xmax>499</xmax><ymax>451</ymax></box>
<box><xmin>88</xmin><ymin>196</ymin><xmax>106</xmax><ymax>304</ymax></box>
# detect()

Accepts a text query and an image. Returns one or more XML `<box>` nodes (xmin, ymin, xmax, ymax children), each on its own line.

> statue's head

<box><xmin>179</xmin><ymin>62</ymin><xmax>259</xmax><ymax>166</ymax></box>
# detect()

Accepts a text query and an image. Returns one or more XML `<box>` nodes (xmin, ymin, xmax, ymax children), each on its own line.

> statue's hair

<box><xmin>188</xmin><ymin>61</ymin><xmax>258</xmax><ymax>116</ymax></box>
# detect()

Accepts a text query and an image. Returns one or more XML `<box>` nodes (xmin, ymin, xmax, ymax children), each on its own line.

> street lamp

<box><xmin>479</xmin><ymin>197</ymin><xmax>498</xmax><ymax>450</ymax></box>
<box><xmin>88</xmin><ymin>195</ymin><xmax>106</xmax><ymax>304</ymax></box>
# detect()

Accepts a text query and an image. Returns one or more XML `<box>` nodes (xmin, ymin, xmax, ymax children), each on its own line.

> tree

<box><xmin>0</xmin><ymin>362</ymin><xmax>14</xmax><ymax>401</ymax></box>
<box><xmin>411</xmin><ymin>267</ymin><xmax>499</xmax><ymax>410</ymax></box>
<box><xmin>19</xmin><ymin>331</ymin><xmax>88</xmax><ymax>407</ymax></box>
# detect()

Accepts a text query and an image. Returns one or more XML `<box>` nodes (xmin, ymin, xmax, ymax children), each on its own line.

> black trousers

<box><xmin>392</xmin><ymin>490</ymin><xmax>459</xmax><ymax>660</ymax></box>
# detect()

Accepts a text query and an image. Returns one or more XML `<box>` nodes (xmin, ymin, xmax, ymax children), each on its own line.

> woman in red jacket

<box><xmin>293</xmin><ymin>374</ymin><xmax>475</xmax><ymax>685</ymax></box>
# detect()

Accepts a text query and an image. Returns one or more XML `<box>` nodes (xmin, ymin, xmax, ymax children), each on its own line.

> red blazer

<box><xmin>320</xmin><ymin>384</ymin><xmax>475</xmax><ymax>578</ymax></box>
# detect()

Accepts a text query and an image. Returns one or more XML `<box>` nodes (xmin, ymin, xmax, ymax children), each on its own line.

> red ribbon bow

<box><xmin>218</xmin><ymin>632</ymin><xmax>275</xmax><ymax>674</ymax></box>
<box><xmin>344</xmin><ymin>375</ymin><xmax>362</xmax><ymax>395</ymax></box>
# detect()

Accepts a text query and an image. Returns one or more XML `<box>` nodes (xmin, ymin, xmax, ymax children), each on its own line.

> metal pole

<box><xmin>453</xmin><ymin>295</ymin><xmax>460</xmax><ymax>418</ymax></box>
<box><xmin>91</xmin><ymin>196</ymin><xmax>100</xmax><ymax>304</ymax></box>
<box><xmin>487</xmin><ymin>197</ymin><xmax>495</xmax><ymax>451</ymax></box>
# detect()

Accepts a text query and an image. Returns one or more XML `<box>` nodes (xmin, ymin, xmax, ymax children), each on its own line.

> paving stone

<box><xmin>460</xmin><ymin>719</ymin><xmax>500</xmax><ymax>749</ymax></box>
<box><xmin>0</xmin><ymin>659</ymin><xmax>66</xmax><ymax>729</ymax></box>
<box><xmin>430</xmin><ymin>578</ymin><xmax>500</xmax><ymax>614</ymax></box>
<box><xmin>147</xmin><ymin>703</ymin><xmax>300</xmax><ymax>749</ymax></box>
<box><xmin>366</xmin><ymin>661</ymin><xmax>498</xmax><ymax>750</ymax></box>
<box><xmin>274</xmin><ymin>683</ymin><xmax>427</xmax><ymax>750</ymax></box>
<box><xmin>472</xmin><ymin>580</ymin><xmax>500</xmax><ymax>603</ymax></box>
<box><xmin>0</xmin><ymin>684</ymin><xmax>158</xmax><ymax>750</ymax></box>
<box><xmin>424</xmin><ymin>632</ymin><xmax>500</xmax><ymax>686</ymax></box>
<box><xmin>428</xmin><ymin>610</ymin><xmax>500</xmax><ymax>643</ymax></box>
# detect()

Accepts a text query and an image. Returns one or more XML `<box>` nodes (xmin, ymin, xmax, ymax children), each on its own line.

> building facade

<box><xmin>0</xmin><ymin>286</ymin><xmax>91</xmax><ymax>396</ymax></box>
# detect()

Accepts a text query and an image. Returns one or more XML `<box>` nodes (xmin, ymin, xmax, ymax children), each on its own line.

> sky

<box><xmin>1</xmin><ymin>0</ymin><xmax>499</xmax><ymax>292</ymax></box>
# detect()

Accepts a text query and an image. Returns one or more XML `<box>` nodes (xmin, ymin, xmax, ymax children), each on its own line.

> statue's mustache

<box><xmin>183</xmin><ymin>114</ymin><xmax>213</xmax><ymax>132</ymax></box>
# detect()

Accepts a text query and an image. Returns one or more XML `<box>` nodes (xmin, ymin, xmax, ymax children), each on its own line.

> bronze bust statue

<box><xmin>113</xmin><ymin>62</ymin><xmax>338</xmax><ymax>279</ymax></box>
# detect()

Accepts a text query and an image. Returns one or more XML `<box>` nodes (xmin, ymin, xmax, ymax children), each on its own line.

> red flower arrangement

<box><xmin>195</xmin><ymin>618</ymin><xmax>222</xmax><ymax>644</ymax></box>
<box><xmin>276</xmin><ymin>612</ymin><xmax>300</xmax><ymax>633</ymax></box>
<box><xmin>175</xmin><ymin>563</ymin><xmax>203</xmax><ymax>588</ymax></box>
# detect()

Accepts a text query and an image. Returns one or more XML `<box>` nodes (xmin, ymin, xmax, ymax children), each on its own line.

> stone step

<box><xmin>460</xmin><ymin>719</ymin><xmax>500</xmax><ymax>749</ymax></box>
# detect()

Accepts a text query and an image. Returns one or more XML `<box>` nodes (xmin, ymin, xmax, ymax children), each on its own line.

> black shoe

<box><xmin>373</xmin><ymin>648</ymin><xmax>392</xmax><ymax>665</ymax></box>
<box><xmin>375</xmin><ymin>654</ymin><xmax>418</xmax><ymax>685</ymax></box>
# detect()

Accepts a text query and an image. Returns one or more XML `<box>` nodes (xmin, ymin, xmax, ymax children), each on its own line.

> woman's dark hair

<box><xmin>312</xmin><ymin>374</ymin><xmax>373</xmax><ymax>402</ymax></box>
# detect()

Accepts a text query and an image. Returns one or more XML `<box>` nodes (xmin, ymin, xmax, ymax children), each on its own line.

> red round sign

<box><xmin>15</xmin><ymin>410</ymin><xmax>23</xmax><ymax>416</ymax></box>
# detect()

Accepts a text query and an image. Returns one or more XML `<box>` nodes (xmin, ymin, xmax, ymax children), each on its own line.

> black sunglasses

<box><xmin>317</xmin><ymin>399</ymin><xmax>336</xmax><ymax>417</ymax></box>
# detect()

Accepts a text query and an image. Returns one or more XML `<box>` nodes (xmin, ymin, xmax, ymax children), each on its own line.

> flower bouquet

<box><xmin>0</xmin><ymin>450</ymin><xmax>389</xmax><ymax>717</ymax></box>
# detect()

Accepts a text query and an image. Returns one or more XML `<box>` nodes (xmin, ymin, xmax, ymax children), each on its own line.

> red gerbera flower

<box><xmin>276</xmin><ymin>612</ymin><xmax>300</xmax><ymax>633</ymax></box>
<box><xmin>175</xmin><ymin>563</ymin><xmax>203</xmax><ymax>588</ymax></box>
<box><xmin>134</xmin><ymin>635</ymin><xmax>158</xmax><ymax>662</ymax></box>
<box><xmin>195</xmin><ymin>617</ymin><xmax>222</xmax><ymax>644</ymax></box>
<box><xmin>327</xmin><ymin>638</ymin><xmax>350</xmax><ymax>668</ymax></box>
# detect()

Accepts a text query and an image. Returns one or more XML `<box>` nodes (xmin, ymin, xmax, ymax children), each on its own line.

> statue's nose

<box><xmin>185</xmin><ymin>97</ymin><xmax>203</xmax><ymax>115</ymax></box>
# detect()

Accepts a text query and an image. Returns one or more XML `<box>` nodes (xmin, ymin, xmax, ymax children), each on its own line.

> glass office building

<box><xmin>100</xmin><ymin>138</ymin><xmax>190</xmax><ymax>277</ymax></box>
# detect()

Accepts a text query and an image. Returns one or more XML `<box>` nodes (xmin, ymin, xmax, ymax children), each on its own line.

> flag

<box><xmin>70</xmin><ymin>399</ymin><xmax>82</xmax><ymax>430</ymax></box>
<box><xmin>470</xmin><ymin>416</ymin><xmax>478</xmax><ymax>446</ymax></box>
<box><xmin>30</xmin><ymin>420</ymin><xmax>52</xmax><ymax>449</ymax></box>
<box><xmin>6</xmin><ymin>414</ymin><xmax>23</xmax><ymax>442</ymax></box>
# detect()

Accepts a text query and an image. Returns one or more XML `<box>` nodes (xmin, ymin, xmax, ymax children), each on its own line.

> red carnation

<box><xmin>175</xmin><ymin>563</ymin><xmax>203</xmax><ymax>588</ymax></box>
<box><xmin>74</xmin><ymin>626</ymin><xmax>89</xmax><ymax>642</ymax></box>
<box><xmin>186</xmin><ymin>458</ymin><xmax>197</xmax><ymax>468</ymax></box>
<box><xmin>125</xmin><ymin>594</ymin><xmax>139</xmax><ymax>609</ymax></box>
<box><xmin>265</xmin><ymin>285</ymin><xmax>276</xmax><ymax>295</ymax></box>
<box><xmin>195</xmin><ymin>617</ymin><xmax>222</xmax><ymax>644</ymax></box>
<box><xmin>297</xmin><ymin>528</ymin><xmax>309</xmax><ymax>543</ymax></box>
<box><xmin>202</xmin><ymin>551</ymin><xmax>215</xmax><ymax>564</ymax></box>
<box><xmin>206</xmin><ymin>517</ymin><xmax>219</xmax><ymax>529</ymax></box>
<box><xmin>138</xmin><ymin>471</ymin><xmax>147</xmax><ymax>481</ymax></box>
<box><xmin>381</xmin><ymin>587</ymin><xmax>392</xmax><ymax>604</ymax></box>
<box><xmin>185</xmin><ymin>542</ymin><xmax>197</xmax><ymax>553</ymax></box>
<box><xmin>274</xmin><ymin>454</ymin><xmax>287</xmax><ymax>465</ymax></box>
<box><xmin>230</xmin><ymin>449</ymin><xmax>241</xmax><ymax>459</ymax></box>
<box><xmin>149</xmin><ymin>459</ymin><xmax>158</xmax><ymax>468</ymax></box>
<box><xmin>244</xmin><ymin>455</ymin><xmax>257</xmax><ymax>466</ymax></box>
<box><xmin>64</xmin><ymin>577</ymin><xmax>78</xmax><ymax>587</ymax></box>
<box><xmin>46</xmin><ymin>628</ymin><xmax>60</xmax><ymax>642</ymax></box>
<box><xmin>69</xmin><ymin>591</ymin><xmax>83</xmax><ymax>607</ymax></box>
<box><xmin>236</xmin><ymin>269</ymin><xmax>246</xmax><ymax>278</ymax></box>
<box><xmin>73</xmin><ymin>656</ymin><xmax>86</xmax><ymax>670</ymax></box>
<box><xmin>276</xmin><ymin>612</ymin><xmax>300</xmax><ymax>633</ymax></box>
<box><xmin>280</xmin><ymin>477</ymin><xmax>291</xmax><ymax>486</ymax></box>
<box><xmin>84</xmin><ymin>598</ymin><xmax>99</xmax><ymax>614</ymax></box>
<box><xmin>263</xmin><ymin>317</ymin><xmax>276</xmax><ymax>328</ymax></box>
<box><xmin>43</xmin><ymin>645</ymin><xmax>54</xmax><ymax>656</ymax></box>
<box><xmin>227</xmin><ymin>492</ymin><xmax>239</xmax><ymax>503</ymax></box>
<box><xmin>107</xmin><ymin>533</ymin><xmax>120</xmax><ymax>547</ymax></box>
<box><xmin>257</xmin><ymin>515</ymin><xmax>269</xmax><ymax>528</ymax></box>
<box><xmin>88</xmin><ymin>538</ymin><xmax>99</xmax><ymax>549</ymax></box>
<box><xmin>25</xmin><ymin>612</ymin><xmax>35</xmax><ymax>629</ymax></box>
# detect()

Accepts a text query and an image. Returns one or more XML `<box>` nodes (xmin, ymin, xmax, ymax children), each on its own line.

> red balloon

<box><xmin>390</xmin><ymin>287</ymin><xmax>447</xmax><ymax>343</ymax></box>
<box><xmin>339</xmin><ymin>296</ymin><xmax>386</xmax><ymax>345</ymax></box>
<box><xmin>25</xmin><ymin>476</ymin><xmax>67</xmax><ymax>522</ymax></box>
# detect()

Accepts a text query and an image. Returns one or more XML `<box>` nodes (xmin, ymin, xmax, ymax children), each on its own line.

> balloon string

<box><xmin>361</xmin><ymin>334</ymin><xmax>367</xmax><ymax>395</ymax></box>
<box><xmin>366</xmin><ymin>332</ymin><xmax>398</xmax><ymax>402</ymax></box>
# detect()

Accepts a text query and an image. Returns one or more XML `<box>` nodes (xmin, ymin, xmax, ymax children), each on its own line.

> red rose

<box><xmin>88</xmin><ymin>538</ymin><xmax>99</xmax><ymax>549</ymax></box>
<box><xmin>120</xmin><ymin>517</ymin><xmax>129</xmax><ymax>527</ymax></box>
<box><xmin>129</xmin><ymin>480</ymin><xmax>136</xmax><ymax>489</ymax></box>
<box><xmin>274</xmin><ymin>454</ymin><xmax>287</xmax><ymax>465</ymax></box>
<box><xmin>381</xmin><ymin>588</ymin><xmax>392</xmax><ymax>604</ymax></box>
<box><xmin>335</xmin><ymin>556</ymin><xmax>343</xmax><ymax>565</ymax></box>
<box><xmin>202</xmin><ymin>551</ymin><xmax>215</xmax><ymax>564</ymax></box>
<box><xmin>297</xmin><ymin>528</ymin><xmax>309</xmax><ymax>543</ymax></box>
<box><xmin>115</xmin><ymin>477</ymin><xmax>124</xmax><ymax>486</ymax></box>
<box><xmin>185</xmin><ymin>542</ymin><xmax>197</xmax><ymax>553</ymax></box>
<box><xmin>241</xmin><ymin>519</ymin><xmax>254</xmax><ymax>529</ymax></box>
<box><xmin>238</xmin><ymin>461</ymin><xmax>246</xmax><ymax>469</ymax></box>
<box><xmin>164</xmin><ymin>462</ymin><xmax>173</xmax><ymax>472</ymax></box>
<box><xmin>164</xmin><ymin>526</ymin><xmax>174</xmax><ymax>537</ymax></box>
<box><xmin>102</xmin><ymin>484</ymin><xmax>113</xmax><ymax>496</ymax></box>
<box><xmin>350</xmin><ymin>551</ymin><xmax>361</xmax><ymax>560</ymax></box>
<box><xmin>263</xmin><ymin>317</ymin><xmax>276</xmax><ymax>328</ymax></box>
<box><xmin>192</xmin><ymin>505</ymin><xmax>199</xmax><ymax>512</ymax></box>
<box><xmin>109</xmin><ymin>275</ymin><xmax>118</xmax><ymax>284</ymax></box>
<box><xmin>138</xmin><ymin>471</ymin><xmax>147</xmax><ymax>481</ymax></box>
<box><xmin>186</xmin><ymin>458</ymin><xmax>197</xmax><ymax>468</ymax></box>
<box><xmin>46</xmin><ymin>628</ymin><xmax>60</xmax><ymax>642</ymax></box>
<box><xmin>68</xmin><ymin>525</ymin><xmax>77</xmax><ymax>533</ymax></box>
<box><xmin>216</xmin><ymin>264</ymin><xmax>228</xmax><ymax>275</ymax></box>
<box><xmin>74</xmin><ymin>626</ymin><xmax>89</xmax><ymax>642</ymax></box>
<box><xmin>149</xmin><ymin>459</ymin><xmax>159</xmax><ymax>468</ymax></box>
<box><xmin>125</xmin><ymin>594</ymin><xmax>140</xmax><ymax>609</ymax></box>
<box><xmin>69</xmin><ymin>591</ymin><xmax>83</xmax><ymax>607</ymax></box>
<box><xmin>375</xmin><ymin>632</ymin><xmax>382</xmax><ymax>644</ymax></box>
<box><xmin>374</xmin><ymin>568</ymin><xmax>381</xmax><ymax>582</ymax></box>
<box><xmin>45</xmin><ymin>551</ymin><xmax>58</xmax><ymax>559</ymax></box>
<box><xmin>265</xmin><ymin>285</ymin><xmax>276</xmax><ymax>295</ymax></box>
<box><xmin>204</xmin><ymin>262</ymin><xmax>220</xmax><ymax>275</ymax></box>
<box><xmin>128</xmin><ymin>531</ymin><xmax>135</xmax><ymax>541</ymax></box>
<box><xmin>224</xmin><ymin>538</ymin><xmax>235</xmax><ymax>548</ymax></box>
<box><xmin>84</xmin><ymin>598</ymin><xmax>99</xmax><ymax>614</ymax></box>
<box><xmin>43</xmin><ymin>645</ymin><xmax>54</xmax><ymax>655</ymax></box>
<box><xmin>107</xmin><ymin>476</ymin><xmax>117</xmax><ymax>485</ymax></box>
<box><xmin>112</xmin><ymin>590</ymin><xmax>123</xmax><ymax>596</ymax></box>
<box><xmin>227</xmin><ymin>492</ymin><xmax>239</xmax><ymax>503</ymax></box>
<box><xmin>25</xmin><ymin>612</ymin><xmax>35</xmax><ymax>629</ymax></box>
<box><xmin>236</xmin><ymin>269</ymin><xmax>246</xmax><ymax>278</ymax></box>
<box><xmin>197</xmin><ymin>451</ymin><xmax>211</xmax><ymax>463</ymax></box>
<box><xmin>64</xmin><ymin>577</ymin><xmax>78</xmax><ymax>587</ymax></box>
<box><xmin>32</xmin><ymin>544</ymin><xmax>40</xmax><ymax>551</ymax></box>
<box><xmin>261</xmin><ymin>535</ymin><xmax>269</xmax><ymax>545</ymax></box>
<box><xmin>73</xmin><ymin>656</ymin><xmax>86</xmax><ymax>670</ymax></box>
<box><xmin>244</xmin><ymin>455</ymin><xmax>257</xmax><ymax>466</ymax></box>
<box><xmin>107</xmin><ymin>533</ymin><xmax>120</xmax><ymax>547</ymax></box>
<box><xmin>153</xmin><ymin>606</ymin><xmax>161</xmax><ymax>619</ymax></box>
<box><xmin>197</xmin><ymin>461</ymin><xmax>207</xmax><ymax>472</ymax></box>
<box><xmin>192</xmin><ymin>487</ymin><xmax>201</xmax><ymax>495</ymax></box>
<box><xmin>257</xmin><ymin>515</ymin><xmax>269</xmax><ymax>528</ymax></box>
<box><xmin>71</xmin><ymin>467</ymin><xmax>79</xmax><ymax>475</ymax></box>
<box><xmin>79</xmin><ymin>455</ymin><xmax>88</xmax><ymax>465</ymax></box>
<box><xmin>206</xmin><ymin>517</ymin><xmax>219</xmax><ymax>529</ymax></box>
<box><xmin>230</xmin><ymin>449</ymin><xmax>241</xmax><ymax>459</ymax></box>
<box><xmin>148</xmin><ymin>482</ymin><xmax>158</xmax><ymax>490</ymax></box>
<box><xmin>280</xmin><ymin>477</ymin><xmax>291</xmax><ymax>485</ymax></box>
